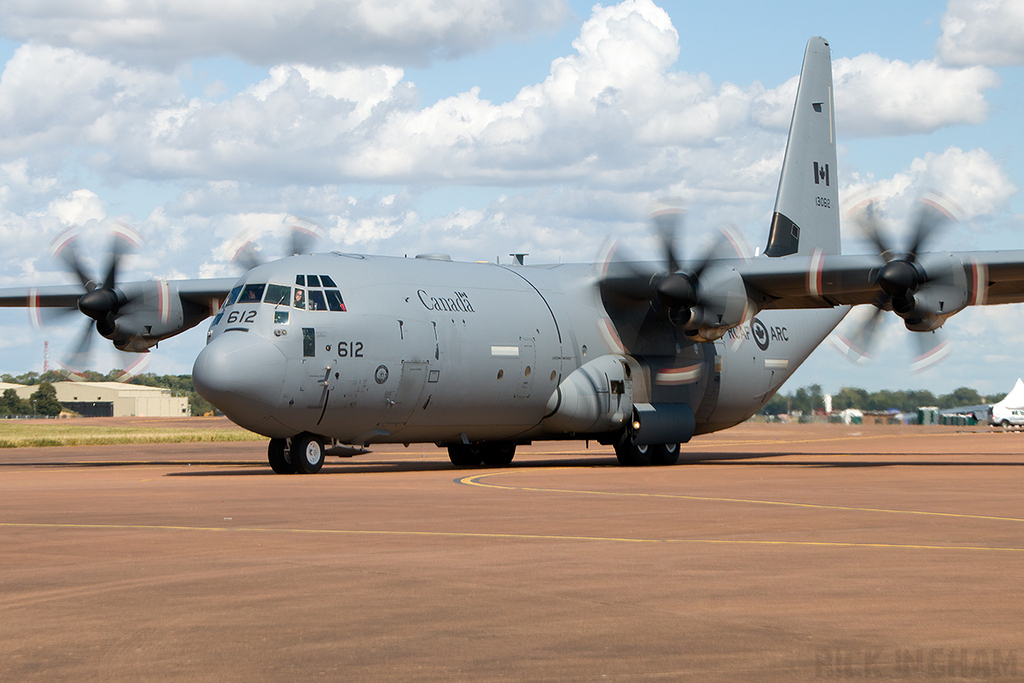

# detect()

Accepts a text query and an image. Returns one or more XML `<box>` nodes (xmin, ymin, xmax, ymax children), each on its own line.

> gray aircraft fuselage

<box><xmin>193</xmin><ymin>252</ymin><xmax>845</xmax><ymax>446</ymax></box>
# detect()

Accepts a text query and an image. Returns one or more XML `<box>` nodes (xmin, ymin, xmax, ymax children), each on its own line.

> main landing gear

<box><xmin>447</xmin><ymin>442</ymin><xmax>517</xmax><ymax>468</ymax></box>
<box><xmin>613</xmin><ymin>441</ymin><xmax>680</xmax><ymax>466</ymax></box>
<box><xmin>268</xmin><ymin>432</ymin><xmax>325</xmax><ymax>474</ymax></box>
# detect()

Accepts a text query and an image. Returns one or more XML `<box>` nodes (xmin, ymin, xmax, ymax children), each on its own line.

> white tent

<box><xmin>991</xmin><ymin>378</ymin><xmax>1024</xmax><ymax>426</ymax></box>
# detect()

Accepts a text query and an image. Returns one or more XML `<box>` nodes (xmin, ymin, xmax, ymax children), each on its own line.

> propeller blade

<box><xmin>29</xmin><ymin>305</ymin><xmax>78</xmax><ymax>331</ymax></box>
<box><xmin>716</xmin><ymin>222</ymin><xmax>755</xmax><ymax>262</ymax></box>
<box><xmin>111</xmin><ymin>353</ymin><xmax>152</xmax><ymax>382</ymax></box>
<box><xmin>650</xmin><ymin>198</ymin><xmax>684</xmax><ymax>274</ymax></box>
<box><xmin>851</xmin><ymin>202</ymin><xmax>892</xmax><ymax>258</ymax></box>
<box><xmin>723</xmin><ymin>298</ymin><xmax>756</xmax><ymax>353</ymax></box>
<box><xmin>232</xmin><ymin>239</ymin><xmax>262</xmax><ymax>271</ymax></box>
<box><xmin>911</xmin><ymin>329</ymin><xmax>950</xmax><ymax>374</ymax></box>
<box><xmin>230</xmin><ymin>218</ymin><xmax>323</xmax><ymax>271</ymax></box>
<box><xmin>27</xmin><ymin>288</ymin><xmax>79</xmax><ymax>331</ymax></box>
<box><xmin>598</xmin><ymin>240</ymin><xmax>659</xmax><ymax>302</ymax></box>
<box><xmin>691</xmin><ymin>226</ymin><xmax>740</xmax><ymax>279</ymax></box>
<box><xmin>50</xmin><ymin>227</ymin><xmax>95</xmax><ymax>291</ymax></box>
<box><xmin>101</xmin><ymin>222</ymin><xmax>144</xmax><ymax>290</ymax></box>
<box><xmin>907</xmin><ymin>199</ymin><xmax>953</xmax><ymax>260</ymax></box>
<box><xmin>59</xmin><ymin>319</ymin><xmax>97</xmax><ymax>376</ymax></box>
<box><xmin>833</xmin><ymin>305</ymin><xmax>886</xmax><ymax>364</ymax></box>
<box><xmin>287</xmin><ymin>217</ymin><xmax>323</xmax><ymax>256</ymax></box>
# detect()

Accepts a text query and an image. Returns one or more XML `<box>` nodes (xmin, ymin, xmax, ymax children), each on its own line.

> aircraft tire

<box><xmin>268</xmin><ymin>438</ymin><xmax>295</xmax><ymax>474</ymax></box>
<box><xmin>480</xmin><ymin>442</ymin><xmax>516</xmax><ymax>467</ymax></box>
<box><xmin>614</xmin><ymin>442</ymin><xmax>652</xmax><ymax>467</ymax></box>
<box><xmin>292</xmin><ymin>433</ymin><xmax>325</xmax><ymax>474</ymax></box>
<box><xmin>448</xmin><ymin>444</ymin><xmax>482</xmax><ymax>468</ymax></box>
<box><xmin>649</xmin><ymin>443</ymin><xmax>680</xmax><ymax>466</ymax></box>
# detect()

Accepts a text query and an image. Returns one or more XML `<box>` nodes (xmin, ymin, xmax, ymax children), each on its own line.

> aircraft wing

<box><xmin>740</xmin><ymin>250</ymin><xmax>1024</xmax><ymax>310</ymax></box>
<box><xmin>968</xmin><ymin>251</ymin><xmax>1024</xmax><ymax>305</ymax></box>
<box><xmin>0</xmin><ymin>277</ymin><xmax>237</xmax><ymax>356</ymax></box>
<box><xmin>0</xmin><ymin>284</ymin><xmax>84</xmax><ymax>309</ymax></box>
<box><xmin>165</xmin><ymin>278</ymin><xmax>238</xmax><ymax>307</ymax></box>
<box><xmin>0</xmin><ymin>278</ymin><xmax>237</xmax><ymax>309</ymax></box>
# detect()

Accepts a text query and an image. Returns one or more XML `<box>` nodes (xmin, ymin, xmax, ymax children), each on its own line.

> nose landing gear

<box><xmin>268</xmin><ymin>438</ymin><xmax>294</xmax><ymax>474</ymax></box>
<box><xmin>268</xmin><ymin>433</ymin><xmax>326</xmax><ymax>474</ymax></box>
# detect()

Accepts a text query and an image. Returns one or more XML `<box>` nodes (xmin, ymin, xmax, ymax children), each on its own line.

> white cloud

<box><xmin>0</xmin><ymin>0</ymin><xmax>570</xmax><ymax>68</ymax></box>
<box><xmin>47</xmin><ymin>189</ymin><xmax>107</xmax><ymax>226</ymax></box>
<box><xmin>839</xmin><ymin>147</ymin><xmax>1018</xmax><ymax>252</ymax></box>
<box><xmin>754</xmin><ymin>54</ymin><xmax>1000</xmax><ymax>138</ymax></box>
<box><xmin>0</xmin><ymin>187</ymin><xmax>115</xmax><ymax>288</ymax></box>
<box><xmin>0</xmin><ymin>44</ymin><xmax>179</xmax><ymax>156</ymax></box>
<box><xmin>0</xmin><ymin>1</ymin><xmax>1000</xmax><ymax>201</ymax></box>
<box><xmin>64</xmin><ymin>0</ymin><xmax>775</xmax><ymax>197</ymax></box>
<box><xmin>937</xmin><ymin>0</ymin><xmax>1024</xmax><ymax>66</ymax></box>
<box><xmin>833</xmin><ymin>54</ymin><xmax>999</xmax><ymax>136</ymax></box>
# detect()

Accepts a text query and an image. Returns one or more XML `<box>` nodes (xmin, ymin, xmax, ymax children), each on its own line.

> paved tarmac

<box><xmin>2</xmin><ymin>422</ymin><xmax>1022</xmax><ymax>682</ymax></box>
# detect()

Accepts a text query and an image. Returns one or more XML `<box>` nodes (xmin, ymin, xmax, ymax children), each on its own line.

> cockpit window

<box><xmin>226</xmin><ymin>285</ymin><xmax>243</xmax><ymax>307</ymax></box>
<box><xmin>264</xmin><ymin>284</ymin><xmax>290</xmax><ymax>306</ymax></box>
<box><xmin>285</xmin><ymin>275</ymin><xmax>346</xmax><ymax>312</ymax></box>
<box><xmin>324</xmin><ymin>289</ymin><xmax>346</xmax><ymax>312</ymax></box>
<box><xmin>308</xmin><ymin>290</ymin><xmax>327</xmax><ymax>311</ymax></box>
<box><xmin>239</xmin><ymin>283</ymin><xmax>265</xmax><ymax>303</ymax></box>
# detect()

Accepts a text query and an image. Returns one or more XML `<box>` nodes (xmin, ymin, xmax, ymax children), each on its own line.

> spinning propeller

<box><xmin>600</xmin><ymin>199</ymin><xmax>752</xmax><ymax>344</ymax></box>
<box><xmin>834</xmin><ymin>195</ymin><xmax>961</xmax><ymax>373</ymax></box>
<box><xmin>36</xmin><ymin>223</ymin><xmax>151</xmax><ymax>379</ymax></box>
<box><xmin>230</xmin><ymin>216</ymin><xmax>323</xmax><ymax>271</ymax></box>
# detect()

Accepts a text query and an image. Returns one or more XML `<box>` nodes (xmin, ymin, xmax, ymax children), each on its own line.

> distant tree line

<box><xmin>760</xmin><ymin>384</ymin><xmax>1007</xmax><ymax>416</ymax></box>
<box><xmin>0</xmin><ymin>382</ymin><xmax>62</xmax><ymax>416</ymax></box>
<box><xmin>1</xmin><ymin>370</ymin><xmax>214</xmax><ymax>416</ymax></box>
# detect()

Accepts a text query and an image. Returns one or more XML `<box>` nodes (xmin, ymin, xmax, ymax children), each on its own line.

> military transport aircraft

<box><xmin>4</xmin><ymin>37</ymin><xmax>1024</xmax><ymax>474</ymax></box>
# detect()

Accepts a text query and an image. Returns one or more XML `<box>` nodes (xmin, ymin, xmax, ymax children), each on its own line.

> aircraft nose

<box><xmin>193</xmin><ymin>331</ymin><xmax>286</xmax><ymax>430</ymax></box>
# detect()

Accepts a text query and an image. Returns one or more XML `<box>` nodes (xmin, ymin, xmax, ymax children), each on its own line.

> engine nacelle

<box><xmin>544</xmin><ymin>355</ymin><xmax>632</xmax><ymax>434</ymax></box>
<box><xmin>893</xmin><ymin>257</ymin><xmax>970</xmax><ymax>332</ymax></box>
<box><xmin>104</xmin><ymin>281</ymin><xmax>210</xmax><ymax>351</ymax></box>
<box><xmin>680</xmin><ymin>266</ymin><xmax>750</xmax><ymax>343</ymax></box>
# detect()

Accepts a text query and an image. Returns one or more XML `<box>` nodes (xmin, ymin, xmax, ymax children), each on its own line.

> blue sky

<box><xmin>0</xmin><ymin>0</ymin><xmax>1022</xmax><ymax>398</ymax></box>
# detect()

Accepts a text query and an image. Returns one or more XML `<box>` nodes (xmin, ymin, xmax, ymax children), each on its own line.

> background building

<box><xmin>1</xmin><ymin>381</ymin><xmax>190</xmax><ymax>418</ymax></box>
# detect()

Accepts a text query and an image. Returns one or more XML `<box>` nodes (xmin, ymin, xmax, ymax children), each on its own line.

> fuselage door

<box><xmin>382</xmin><ymin>360</ymin><xmax>428</xmax><ymax>428</ymax></box>
<box><xmin>515</xmin><ymin>337</ymin><xmax>536</xmax><ymax>399</ymax></box>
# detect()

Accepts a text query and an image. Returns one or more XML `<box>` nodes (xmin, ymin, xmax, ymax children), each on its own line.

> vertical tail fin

<box><xmin>764</xmin><ymin>37</ymin><xmax>840</xmax><ymax>257</ymax></box>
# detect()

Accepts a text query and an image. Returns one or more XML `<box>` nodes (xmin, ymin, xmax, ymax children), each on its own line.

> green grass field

<box><xmin>0</xmin><ymin>422</ymin><xmax>263</xmax><ymax>448</ymax></box>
